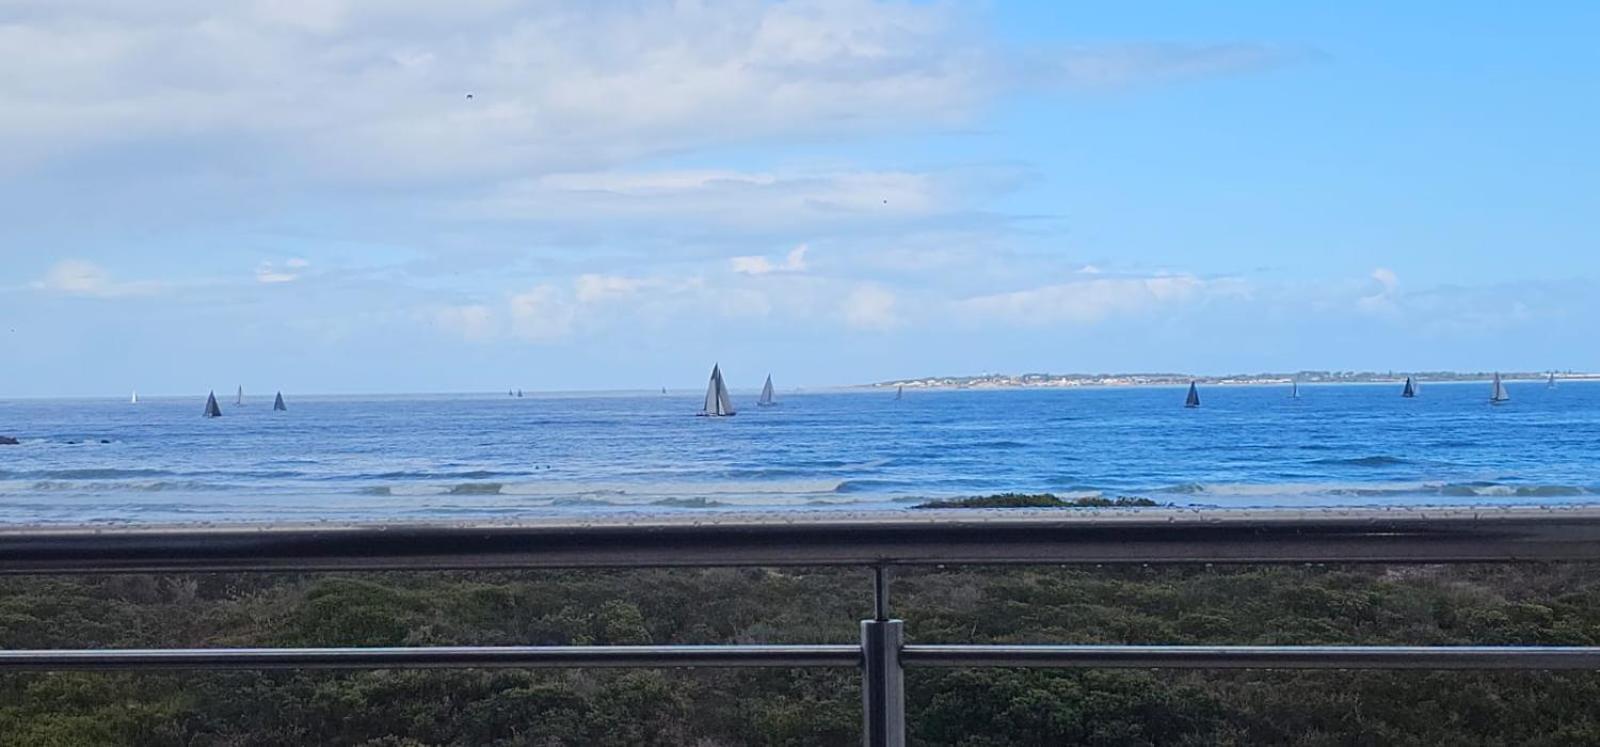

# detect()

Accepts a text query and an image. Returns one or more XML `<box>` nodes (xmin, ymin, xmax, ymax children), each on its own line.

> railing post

<box><xmin>861</xmin><ymin>618</ymin><xmax>905</xmax><ymax>747</ymax></box>
<box><xmin>862</xmin><ymin>565</ymin><xmax>905</xmax><ymax>747</ymax></box>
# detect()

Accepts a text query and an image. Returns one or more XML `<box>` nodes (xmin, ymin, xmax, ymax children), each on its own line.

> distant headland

<box><xmin>869</xmin><ymin>370</ymin><xmax>1598</xmax><ymax>390</ymax></box>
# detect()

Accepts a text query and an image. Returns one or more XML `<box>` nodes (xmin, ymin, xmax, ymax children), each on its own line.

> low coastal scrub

<box><xmin>914</xmin><ymin>493</ymin><xmax>1162</xmax><ymax>509</ymax></box>
<box><xmin>6</xmin><ymin>561</ymin><xmax>1600</xmax><ymax>745</ymax></box>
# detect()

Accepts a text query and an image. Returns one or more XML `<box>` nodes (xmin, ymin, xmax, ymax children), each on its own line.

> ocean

<box><xmin>2</xmin><ymin>381</ymin><xmax>1597</xmax><ymax>524</ymax></box>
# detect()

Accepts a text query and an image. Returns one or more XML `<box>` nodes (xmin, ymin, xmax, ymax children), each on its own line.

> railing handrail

<box><xmin>6</xmin><ymin>506</ymin><xmax>1600</xmax><ymax>573</ymax></box>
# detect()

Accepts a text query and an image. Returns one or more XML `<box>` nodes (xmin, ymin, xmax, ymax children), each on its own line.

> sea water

<box><xmin>2</xmin><ymin>381</ymin><xmax>1598</xmax><ymax>523</ymax></box>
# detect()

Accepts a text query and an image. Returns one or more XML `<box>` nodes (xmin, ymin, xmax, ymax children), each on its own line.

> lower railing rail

<box><xmin>7</xmin><ymin>508</ymin><xmax>1600</xmax><ymax>747</ymax></box>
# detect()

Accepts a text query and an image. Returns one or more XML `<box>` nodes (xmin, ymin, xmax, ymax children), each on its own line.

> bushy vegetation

<box><xmin>5</xmin><ymin>563</ymin><xmax>1600</xmax><ymax>745</ymax></box>
<box><xmin>915</xmin><ymin>493</ymin><xmax>1161</xmax><ymax>509</ymax></box>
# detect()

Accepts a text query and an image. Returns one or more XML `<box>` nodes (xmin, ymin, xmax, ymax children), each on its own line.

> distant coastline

<box><xmin>868</xmin><ymin>370</ymin><xmax>1600</xmax><ymax>391</ymax></box>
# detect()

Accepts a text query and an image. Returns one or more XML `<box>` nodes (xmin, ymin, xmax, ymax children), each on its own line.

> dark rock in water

<box><xmin>0</xmin><ymin>436</ymin><xmax>18</xmax><ymax>445</ymax></box>
<box><xmin>66</xmin><ymin>440</ymin><xmax>80</xmax><ymax>445</ymax></box>
<box><xmin>100</xmin><ymin>439</ymin><xmax>112</xmax><ymax>444</ymax></box>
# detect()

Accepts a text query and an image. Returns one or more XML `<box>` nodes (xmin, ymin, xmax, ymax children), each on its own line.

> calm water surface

<box><xmin>2</xmin><ymin>381</ymin><xmax>1597</xmax><ymax>523</ymax></box>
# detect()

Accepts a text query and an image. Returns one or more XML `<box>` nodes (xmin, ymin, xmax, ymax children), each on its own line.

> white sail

<box><xmin>700</xmin><ymin>364</ymin><xmax>735</xmax><ymax>416</ymax></box>
<box><xmin>1492</xmin><ymin>373</ymin><xmax>1509</xmax><ymax>402</ymax></box>
<box><xmin>758</xmin><ymin>375</ymin><xmax>775</xmax><ymax>406</ymax></box>
<box><xmin>130</xmin><ymin>390</ymin><xmax>138</xmax><ymax>404</ymax></box>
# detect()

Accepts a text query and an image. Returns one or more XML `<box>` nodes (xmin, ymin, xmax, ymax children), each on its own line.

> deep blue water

<box><xmin>2</xmin><ymin>381</ymin><xmax>1598</xmax><ymax>523</ymax></box>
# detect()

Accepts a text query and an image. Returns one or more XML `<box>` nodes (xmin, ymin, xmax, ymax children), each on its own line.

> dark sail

<box><xmin>896</xmin><ymin>386</ymin><xmax>903</xmax><ymax>400</ymax></box>
<box><xmin>273</xmin><ymin>392</ymin><xmax>287</xmax><ymax>411</ymax></box>
<box><xmin>204</xmin><ymin>391</ymin><xmax>222</xmax><ymax>418</ymax></box>
<box><xmin>1402</xmin><ymin>377</ymin><xmax>1416</xmax><ymax>398</ymax></box>
<box><xmin>1185</xmin><ymin>381</ymin><xmax>1200</xmax><ymax>408</ymax></box>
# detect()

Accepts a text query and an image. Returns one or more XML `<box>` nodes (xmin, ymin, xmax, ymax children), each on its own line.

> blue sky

<box><xmin>3</xmin><ymin>1</ymin><xmax>1597</xmax><ymax>396</ymax></box>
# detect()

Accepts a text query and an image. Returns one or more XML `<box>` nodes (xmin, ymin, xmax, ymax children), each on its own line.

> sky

<box><xmin>2</xmin><ymin>0</ymin><xmax>1598</xmax><ymax>396</ymax></box>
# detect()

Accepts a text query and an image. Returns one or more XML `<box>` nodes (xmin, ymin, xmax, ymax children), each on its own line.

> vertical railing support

<box><xmin>861</xmin><ymin>619</ymin><xmax>905</xmax><ymax>747</ymax></box>
<box><xmin>862</xmin><ymin>565</ymin><xmax>904</xmax><ymax>746</ymax></box>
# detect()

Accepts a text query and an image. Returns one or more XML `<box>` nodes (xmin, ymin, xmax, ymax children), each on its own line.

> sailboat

<box><xmin>757</xmin><ymin>375</ymin><xmax>776</xmax><ymax>407</ymax></box>
<box><xmin>1491</xmin><ymin>373</ymin><xmax>1510</xmax><ymax>404</ymax></box>
<box><xmin>1548</xmin><ymin>372</ymin><xmax>1558</xmax><ymax>389</ymax></box>
<box><xmin>235</xmin><ymin>386</ymin><xmax>244</xmax><ymax>406</ymax></box>
<box><xmin>699</xmin><ymin>364</ymin><xmax>735</xmax><ymax>417</ymax></box>
<box><xmin>1184</xmin><ymin>381</ymin><xmax>1200</xmax><ymax>408</ymax></box>
<box><xmin>273</xmin><ymin>392</ymin><xmax>287</xmax><ymax>412</ymax></box>
<box><xmin>1401</xmin><ymin>377</ymin><xmax>1416</xmax><ymax>398</ymax></box>
<box><xmin>130</xmin><ymin>390</ymin><xmax>138</xmax><ymax>405</ymax></box>
<box><xmin>203</xmin><ymin>391</ymin><xmax>222</xmax><ymax>418</ymax></box>
<box><xmin>1290</xmin><ymin>379</ymin><xmax>1300</xmax><ymax>399</ymax></box>
<box><xmin>895</xmin><ymin>386</ymin><xmax>903</xmax><ymax>400</ymax></box>
<box><xmin>517</xmin><ymin>389</ymin><xmax>523</xmax><ymax>398</ymax></box>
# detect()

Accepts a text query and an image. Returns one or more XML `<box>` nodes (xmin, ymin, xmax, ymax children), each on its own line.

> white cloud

<box><xmin>0</xmin><ymin>1</ymin><xmax>985</xmax><ymax>178</ymax></box>
<box><xmin>508</xmin><ymin>285</ymin><xmax>575</xmax><ymax>341</ymax></box>
<box><xmin>731</xmin><ymin>244</ymin><xmax>809</xmax><ymax>276</ymax></box>
<box><xmin>30</xmin><ymin>259</ymin><xmax>160</xmax><ymax>297</ymax></box>
<box><xmin>574</xmin><ymin>273</ymin><xmax>647</xmax><ymax>303</ymax></box>
<box><xmin>255</xmin><ymin>262</ymin><xmax>298</xmax><ymax>284</ymax></box>
<box><xmin>429</xmin><ymin>303</ymin><xmax>496</xmax><ymax>341</ymax></box>
<box><xmin>0</xmin><ymin>2</ymin><xmax>1289</xmax><ymax>178</ymax></box>
<box><xmin>1358</xmin><ymin>267</ymin><xmax>1400</xmax><ymax>313</ymax></box>
<box><xmin>469</xmin><ymin>169</ymin><xmax>948</xmax><ymax>235</ymax></box>
<box><xmin>1030</xmin><ymin>44</ymin><xmax>1297</xmax><ymax>90</ymax></box>
<box><xmin>956</xmin><ymin>274</ymin><xmax>1225</xmax><ymax>324</ymax></box>
<box><xmin>841</xmin><ymin>283</ymin><xmax>900</xmax><ymax>330</ymax></box>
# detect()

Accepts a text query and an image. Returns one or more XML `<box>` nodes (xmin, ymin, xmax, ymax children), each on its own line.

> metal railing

<box><xmin>6</xmin><ymin>506</ymin><xmax>1600</xmax><ymax>747</ymax></box>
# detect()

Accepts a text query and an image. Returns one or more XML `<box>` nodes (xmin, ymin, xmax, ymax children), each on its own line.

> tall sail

<box><xmin>1290</xmin><ymin>379</ymin><xmax>1300</xmax><ymax>399</ymax></box>
<box><xmin>699</xmin><ymin>364</ymin><xmax>735</xmax><ymax>416</ymax></box>
<box><xmin>130</xmin><ymin>390</ymin><xmax>138</xmax><ymax>405</ymax></box>
<box><xmin>1185</xmin><ymin>381</ymin><xmax>1200</xmax><ymax>408</ymax></box>
<box><xmin>273</xmin><ymin>392</ymin><xmax>287</xmax><ymax>411</ymax></box>
<box><xmin>1401</xmin><ymin>377</ymin><xmax>1416</xmax><ymax>398</ymax></box>
<box><xmin>758</xmin><ymin>375</ymin><xmax>775</xmax><ymax>406</ymax></box>
<box><xmin>235</xmin><ymin>386</ymin><xmax>243</xmax><ymax>406</ymax></box>
<box><xmin>1491</xmin><ymin>373</ymin><xmax>1509</xmax><ymax>403</ymax></box>
<box><xmin>896</xmin><ymin>386</ymin><xmax>903</xmax><ymax>400</ymax></box>
<box><xmin>1549</xmin><ymin>372</ymin><xmax>1558</xmax><ymax>389</ymax></box>
<box><xmin>203</xmin><ymin>391</ymin><xmax>222</xmax><ymax>418</ymax></box>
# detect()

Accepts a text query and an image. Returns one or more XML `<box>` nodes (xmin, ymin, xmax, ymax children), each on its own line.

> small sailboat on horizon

<box><xmin>1401</xmin><ymin>376</ymin><xmax>1417</xmax><ymax>398</ymax></box>
<box><xmin>130</xmin><ymin>390</ymin><xmax>138</xmax><ymax>405</ymax></box>
<box><xmin>273</xmin><ymin>392</ymin><xmax>287</xmax><ymax>412</ymax></box>
<box><xmin>235</xmin><ymin>386</ymin><xmax>244</xmax><ymax>407</ymax></box>
<box><xmin>757</xmin><ymin>375</ymin><xmax>776</xmax><ymax>407</ymax></box>
<box><xmin>699</xmin><ymin>364</ymin><xmax>735</xmax><ymax>417</ymax></box>
<box><xmin>1548</xmin><ymin>372</ymin><xmax>1558</xmax><ymax>389</ymax></box>
<box><xmin>203</xmin><ymin>391</ymin><xmax>222</xmax><ymax>418</ymax></box>
<box><xmin>1185</xmin><ymin>381</ymin><xmax>1200</xmax><ymax>408</ymax></box>
<box><xmin>895</xmin><ymin>385</ymin><xmax>903</xmax><ymax>401</ymax></box>
<box><xmin>1491</xmin><ymin>373</ymin><xmax>1510</xmax><ymax>404</ymax></box>
<box><xmin>1290</xmin><ymin>379</ymin><xmax>1300</xmax><ymax>399</ymax></box>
